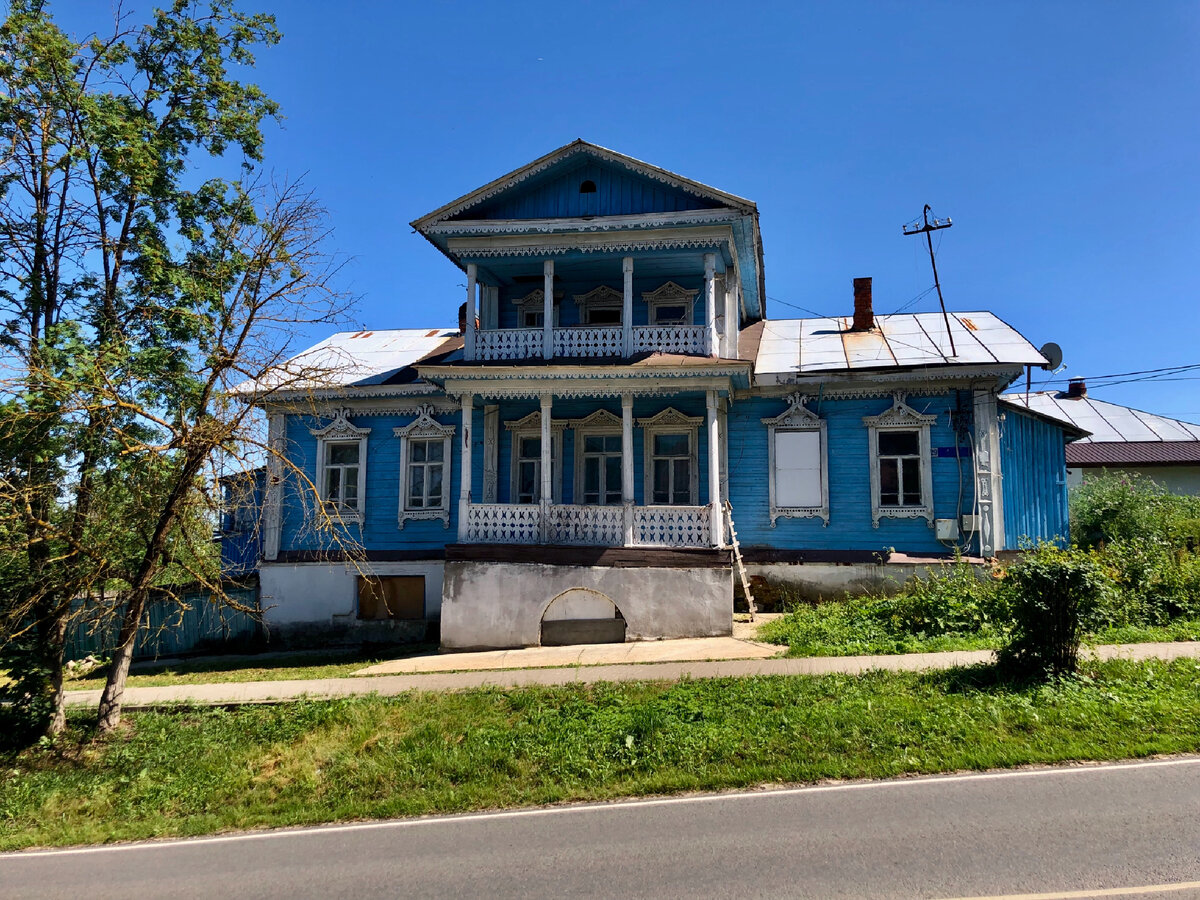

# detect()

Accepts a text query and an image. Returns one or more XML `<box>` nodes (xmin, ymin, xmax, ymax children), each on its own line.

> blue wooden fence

<box><xmin>64</xmin><ymin>583</ymin><xmax>262</xmax><ymax>662</ymax></box>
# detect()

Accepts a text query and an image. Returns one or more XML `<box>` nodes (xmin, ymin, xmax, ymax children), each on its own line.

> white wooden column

<box><xmin>706</xmin><ymin>390</ymin><xmax>722</xmax><ymax>546</ymax></box>
<box><xmin>263</xmin><ymin>411</ymin><xmax>284</xmax><ymax>561</ymax></box>
<box><xmin>723</xmin><ymin>275</ymin><xmax>739</xmax><ymax>359</ymax></box>
<box><xmin>457</xmin><ymin>393</ymin><xmax>474</xmax><ymax>542</ymax></box>
<box><xmin>622</xmin><ymin>393</ymin><xmax>635</xmax><ymax>546</ymax></box>
<box><xmin>482</xmin><ymin>403</ymin><xmax>499</xmax><ymax>503</ymax></box>
<box><xmin>540</xmin><ymin>393</ymin><xmax>553</xmax><ymax>541</ymax></box>
<box><xmin>622</xmin><ymin>256</ymin><xmax>634</xmax><ymax>357</ymax></box>
<box><xmin>703</xmin><ymin>253</ymin><xmax>717</xmax><ymax>358</ymax></box>
<box><xmin>465</xmin><ymin>263</ymin><xmax>477</xmax><ymax>361</ymax></box>
<box><xmin>542</xmin><ymin>259</ymin><xmax>554</xmax><ymax>360</ymax></box>
<box><xmin>972</xmin><ymin>390</ymin><xmax>1005</xmax><ymax>556</ymax></box>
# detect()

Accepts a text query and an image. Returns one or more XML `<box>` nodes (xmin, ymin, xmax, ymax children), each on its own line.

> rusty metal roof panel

<box><xmin>753</xmin><ymin>311</ymin><xmax>1045</xmax><ymax>375</ymax></box>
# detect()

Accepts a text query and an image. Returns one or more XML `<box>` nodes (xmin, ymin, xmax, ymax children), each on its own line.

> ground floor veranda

<box><xmin>435</xmin><ymin>373</ymin><xmax>742</xmax><ymax>550</ymax></box>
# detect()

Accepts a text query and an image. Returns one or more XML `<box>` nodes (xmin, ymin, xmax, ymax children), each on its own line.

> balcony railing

<box><xmin>463</xmin><ymin>503</ymin><xmax>713</xmax><ymax>548</ymax></box>
<box><xmin>474</xmin><ymin>325</ymin><xmax>709</xmax><ymax>361</ymax></box>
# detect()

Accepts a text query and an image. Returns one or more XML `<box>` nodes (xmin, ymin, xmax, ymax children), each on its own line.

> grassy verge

<box><xmin>4</xmin><ymin>658</ymin><xmax>1200</xmax><ymax>851</ymax></box>
<box><xmin>62</xmin><ymin>647</ymin><xmax>436</xmax><ymax>691</ymax></box>
<box><xmin>757</xmin><ymin>601</ymin><xmax>1200</xmax><ymax>658</ymax></box>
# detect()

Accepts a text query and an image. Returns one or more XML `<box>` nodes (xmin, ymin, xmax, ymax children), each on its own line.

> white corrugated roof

<box><xmin>1000</xmin><ymin>392</ymin><xmax>1200</xmax><ymax>444</ymax></box>
<box><xmin>754</xmin><ymin>311</ymin><xmax>1047</xmax><ymax>378</ymax></box>
<box><xmin>241</xmin><ymin>328</ymin><xmax>459</xmax><ymax>393</ymax></box>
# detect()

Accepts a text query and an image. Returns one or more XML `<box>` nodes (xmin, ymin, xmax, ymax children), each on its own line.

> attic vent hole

<box><xmin>579</xmin><ymin>180</ymin><xmax>597</xmax><ymax>194</ymax></box>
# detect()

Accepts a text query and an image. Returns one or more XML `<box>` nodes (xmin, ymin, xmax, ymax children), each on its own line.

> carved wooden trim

<box><xmin>762</xmin><ymin>394</ymin><xmax>829</xmax><ymax>526</ymax></box>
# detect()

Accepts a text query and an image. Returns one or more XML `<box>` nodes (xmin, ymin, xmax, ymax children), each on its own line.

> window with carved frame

<box><xmin>394</xmin><ymin>405</ymin><xmax>456</xmax><ymax>529</ymax></box>
<box><xmin>310</xmin><ymin>410</ymin><xmax>371</xmax><ymax>523</ymax></box>
<box><xmin>863</xmin><ymin>393</ymin><xmax>936</xmax><ymax>527</ymax></box>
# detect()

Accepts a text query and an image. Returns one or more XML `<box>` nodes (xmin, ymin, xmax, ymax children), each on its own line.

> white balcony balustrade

<box><xmin>462</xmin><ymin>503</ymin><xmax>713</xmax><ymax>548</ymax></box>
<box><xmin>473</xmin><ymin>325</ymin><xmax>709</xmax><ymax>361</ymax></box>
<box><xmin>632</xmin><ymin>325</ymin><xmax>707</xmax><ymax>355</ymax></box>
<box><xmin>474</xmin><ymin>328</ymin><xmax>544</xmax><ymax>361</ymax></box>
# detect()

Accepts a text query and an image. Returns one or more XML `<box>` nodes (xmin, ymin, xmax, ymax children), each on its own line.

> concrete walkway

<box><xmin>60</xmin><ymin>640</ymin><xmax>1200</xmax><ymax>710</ymax></box>
<box><xmin>352</xmin><ymin>636</ymin><xmax>780</xmax><ymax>676</ymax></box>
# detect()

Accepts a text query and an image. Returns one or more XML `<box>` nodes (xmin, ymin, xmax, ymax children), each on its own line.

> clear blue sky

<box><xmin>61</xmin><ymin>1</ymin><xmax>1200</xmax><ymax>420</ymax></box>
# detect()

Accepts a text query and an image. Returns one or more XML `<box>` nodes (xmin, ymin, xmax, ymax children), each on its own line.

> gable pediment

<box><xmin>415</xmin><ymin>141</ymin><xmax>753</xmax><ymax>227</ymax></box>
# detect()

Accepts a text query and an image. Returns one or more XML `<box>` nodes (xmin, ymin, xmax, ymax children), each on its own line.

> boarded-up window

<box><xmin>774</xmin><ymin>430</ymin><xmax>823</xmax><ymax>508</ymax></box>
<box><xmin>357</xmin><ymin>576</ymin><xmax>425</xmax><ymax>620</ymax></box>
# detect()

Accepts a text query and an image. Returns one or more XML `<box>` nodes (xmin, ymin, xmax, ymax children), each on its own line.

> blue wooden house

<box><xmin>247</xmin><ymin>140</ymin><xmax>1079</xmax><ymax>649</ymax></box>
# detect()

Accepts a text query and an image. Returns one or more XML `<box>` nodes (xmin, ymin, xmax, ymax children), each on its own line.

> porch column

<box><xmin>704</xmin><ymin>253</ymin><xmax>717</xmax><ymax>358</ymax></box>
<box><xmin>706</xmin><ymin>390</ymin><xmax>722</xmax><ymax>546</ymax></box>
<box><xmin>723</xmin><ymin>274</ymin><xmax>739</xmax><ymax>359</ymax></box>
<box><xmin>622</xmin><ymin>393</ymin><xmax>635</xmax><ymax>546</ymax></box>
<box><xmin>972</xmin><ymin>390</ymin><xmax>1005</xmax><ymax>557</ymax></box>
<box><xmin>622</xmin><ymin>256</ymin><xmax>634</xmax><ymax>356</ymax></box>
<box><xmin>542</xmin><ymin>259</ymin><xmax>554</xmax><ymax>360</ymax></box>
<box><xmin>458</xmin><ymin>393</ymin><xmax>474</xmax><ymax>542</ymax></box>
<box><xmin>540</xmin><ymin>393</ymin><xmax>553</xmax><ymax>541</ymax></box>
<box><xmin>465</xmin><ymin>263</ymin><xmax>477</xmax><ymax>361</ymax></box>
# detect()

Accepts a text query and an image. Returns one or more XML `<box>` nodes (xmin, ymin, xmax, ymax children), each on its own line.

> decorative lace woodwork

<box><xmin>462</xmin><ymin>503</ymin><xmax>711</xmax><ymax>547</ymax></box>
<box><xmin>631</xmin><ymin>505</ymin><xmax>711</xmax><ymax>548</ymax></box>
<box><xmin>464</xmin><ymin>503</ymin><xmax>541</xmax><ymax>543</ymax></box>
<box><xmin>552</xmin><ymin>326</ymin><xmax>624</xmax><ymax>358</ymax></box>
<box><xmin>475</xmin><ymin>328</ymin><xmax>544</xmax><ymax>360</ymax></box>
<box><xmin>546</xmin><ymin>504</ymin><xmax>627</xmax><ymax>545</ymax></box>
<box><xmin>632</xmin><ymin>325</ymin><xmax>707</xmax><ymax>355</ymax></box>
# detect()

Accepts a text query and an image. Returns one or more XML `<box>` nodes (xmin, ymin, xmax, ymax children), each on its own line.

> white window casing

<box><xmin>505</xmin><ymin>410</ymin><xmax>564</xmax><ymax>504</ymax></box>
<box><xmin>394</xmin><ymin>403</ymin><xmax>456</xmax><ymax>529</ymax></box>
<box><xmin>762</xmin><ymin>393</ymin><xmax>829</xmax><ymax>526</ymax></box>
<box><xmin>863</xmin><ymin>391</ymin><xmax>936</xmax><ymax>527</ymax></box>
<box><xmin>569</xmin><ymin>409</ymin><xmax>624</xmax><ymax>506</ymax></box>
<box><xmin>310</xmin><ymin>408</ymin><xmax>371</xmax><ymax>524</ymax></box>
<box><xmin>571</xmin><ymin>285</ymin><xmax>624</xmax><ymax>326</ymax></box>
<box><xmin>642</xmin><ymin>281</ymin><xmax>698</xmax><ymax>326</ymax></box>
<box><xmin>511</xmin><ymin>288</ymin><xmax>560</xmax><ymax>328</ymax></box>
<box><xmin>638</xmin><ymin>407</ymin><xmax>702</xmax><ymax>506</ymax></box>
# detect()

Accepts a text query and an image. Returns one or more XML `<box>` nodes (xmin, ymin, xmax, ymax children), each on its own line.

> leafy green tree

<box><xmin>0</xmin><ymin>2</ymin><xmax>354</xmax><ymax>737</ymax></box>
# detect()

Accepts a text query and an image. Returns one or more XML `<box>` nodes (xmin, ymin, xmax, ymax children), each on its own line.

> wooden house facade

<box><xmin>245</xmin><ymin>141</ymin><xmax>1078</xmax><ymax>649</ymax></box>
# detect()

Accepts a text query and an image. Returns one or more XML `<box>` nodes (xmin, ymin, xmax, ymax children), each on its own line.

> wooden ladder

<box><xmin>724</xmin><ymin>500</ymin><xmax>757</xmax><ymax>620</ymax></box>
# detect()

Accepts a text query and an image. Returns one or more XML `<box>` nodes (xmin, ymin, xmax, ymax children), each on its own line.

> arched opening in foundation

<box><xmin>540</xmin><ymin>587</ymin><xmax>626</xmax><ymax>646</ymax></box>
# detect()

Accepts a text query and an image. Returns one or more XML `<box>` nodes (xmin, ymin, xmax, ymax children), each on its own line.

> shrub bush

<box><xmin>998</xmin><ymin>544</ymin><xmax>1112</xmax><ymax>678</ymax></box>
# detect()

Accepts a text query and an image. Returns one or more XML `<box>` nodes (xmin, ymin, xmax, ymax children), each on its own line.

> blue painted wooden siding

<box><xmin>999</xmin><ymin>409</ymin><xmax>1070</xmax><ymax>549</ymax></box>
<box><xmin>461</xmin><ymin>160</ymin><xmax>717</xmax><ymax>221</ymax></box>
<box><xmin>727</xmin><ymin>394</ymin><xmax>979</xmax><ymax>554</ymax></box>
<box><xmin>280</xmin><ymin>410</ymin><xmax>465</xmax><ymax>554</ymax></box>
<box><xmin>497</xmin><ymin>274</ymin><xmax>704</xmax><ymax>329</ymax></box>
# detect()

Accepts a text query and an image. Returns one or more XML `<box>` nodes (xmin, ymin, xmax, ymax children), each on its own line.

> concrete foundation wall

<box><xmin>441</xmin><ymin>561</ymin><xmax>733</xmax><ymax>650</ymax></box>
<box><xmin>744</xmin><ymin>561</ymin><xmax>958</xmax><ymax>605</ymax></box>
<box><xmin>259</xmin><ymin>560</ymin><xmax>445</xmax><ymax>647</ymax></box>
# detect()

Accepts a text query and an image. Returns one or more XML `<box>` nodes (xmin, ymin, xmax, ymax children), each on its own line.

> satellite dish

<box><xmin>1038</xmin><ymin>342</ymin><xmax>1063</xmax><ymax>371</ymax></box>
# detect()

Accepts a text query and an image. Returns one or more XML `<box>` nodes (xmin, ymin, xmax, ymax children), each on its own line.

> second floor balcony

<box><xmin>474</xmin><ymin>323</ymin><xmax>709</xmax><ymax>360</ymax></box>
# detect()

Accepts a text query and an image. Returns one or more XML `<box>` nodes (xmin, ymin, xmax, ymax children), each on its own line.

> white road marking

<box><xmin>936</xmin><ymin>879</ymin><xmax>1200</xmax><ymax>899</ymax></box>
<box><xmin>2</xmin><ymin>755</ymin><xmax>1198</xmax><ymax>860</ymax></box>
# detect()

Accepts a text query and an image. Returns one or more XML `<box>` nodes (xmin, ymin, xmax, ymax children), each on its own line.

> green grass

<box><xmin>757</xmin><ymin>601</ymin><xmax>1200</xmax><ymax>658</ymax></box>
<box><xmin>4</xmin><ymin>658</ymin><xmax>1200</xmax><ymax>850</ymax></box>
<box><xmin>62</xmin><ymin>647</ymin><xmax>435</xmax><ymax>691</ymax></box>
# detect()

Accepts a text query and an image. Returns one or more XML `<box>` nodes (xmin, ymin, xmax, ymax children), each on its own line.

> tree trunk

<box><xmin>34</xmin><ymin>603</ymin><xmax>68</xmax><ymax>735</ymax></box>
<box><xmin>96</xmin><ymin>592</ymin><xmax>145</xmax><ymax>733</ymax></box>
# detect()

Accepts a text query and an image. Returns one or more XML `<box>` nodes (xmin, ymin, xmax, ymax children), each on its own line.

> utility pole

<box><xmin>903</xmin><ymin>204</ymin><xmax>956</xmax><ymax>357</ymax></box>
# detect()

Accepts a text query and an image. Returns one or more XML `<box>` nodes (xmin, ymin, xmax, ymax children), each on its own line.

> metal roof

<box><xmin>242</xmin><ymin>328</ymin><xmax>459</xmax><ymax>393</ymax></box>
<box><xmin>1066</xmin><ymin>441</ymin><xmax>1200</xmax><ymax>466</ymax></box>
<box><xmin>753</xmin><ymin>311</ymin><xmax>1047</xmax><ymax>379</ymax></box>
<box><xmin>999</xmin><ymin>392</ymin><xmax>1200</xmax><ymax>444</ymax></box>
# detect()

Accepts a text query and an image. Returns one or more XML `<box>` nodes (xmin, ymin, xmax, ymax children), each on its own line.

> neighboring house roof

<box><xmin>753</xmin><ymin>311</ymin><xmax>1047</xmax><ymax>378</ymax></box>
<box><xmin>1000</xmin><ymin>391</ymin><xmax>1200</xmax><ymax>467</ymax></box>
<box><xmin>240</xmin><ymin>328</ymin><xmax>460</xmax><ymax>395</ymax></box>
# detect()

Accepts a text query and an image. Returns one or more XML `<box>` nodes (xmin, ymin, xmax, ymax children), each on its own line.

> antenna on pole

<box><xmin>903</xmin><ymin>204</ymin><xmax>956</xmax><ymax>357</ymax></box>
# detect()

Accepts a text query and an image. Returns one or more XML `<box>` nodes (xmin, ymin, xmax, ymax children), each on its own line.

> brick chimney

<box><xmin>457</xmin><ymin>301</ymin><xmax>467</xmax><ymax>334</ymax></box>
<box><xmin>1066</xmin><ymin>378</ymin><xmax>1087</xmax><ymax>399</ymax></box>
<box><xmin>852</xmin><ymin>277</ymin><xmax>874</xmax><ymax>331</ymax></box>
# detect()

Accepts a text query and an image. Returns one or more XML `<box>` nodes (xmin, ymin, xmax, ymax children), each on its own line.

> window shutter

<box><xmin>774</xmin><ymin>430</ymin><xmax>822</xmax><ymax>508</ymax></box>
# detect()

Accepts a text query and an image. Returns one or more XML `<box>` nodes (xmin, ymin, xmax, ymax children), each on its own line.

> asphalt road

<box><xmin>3</xmin><ymin>758</ymin><xmax>1200</xmax><ymax>900</ymax></box>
